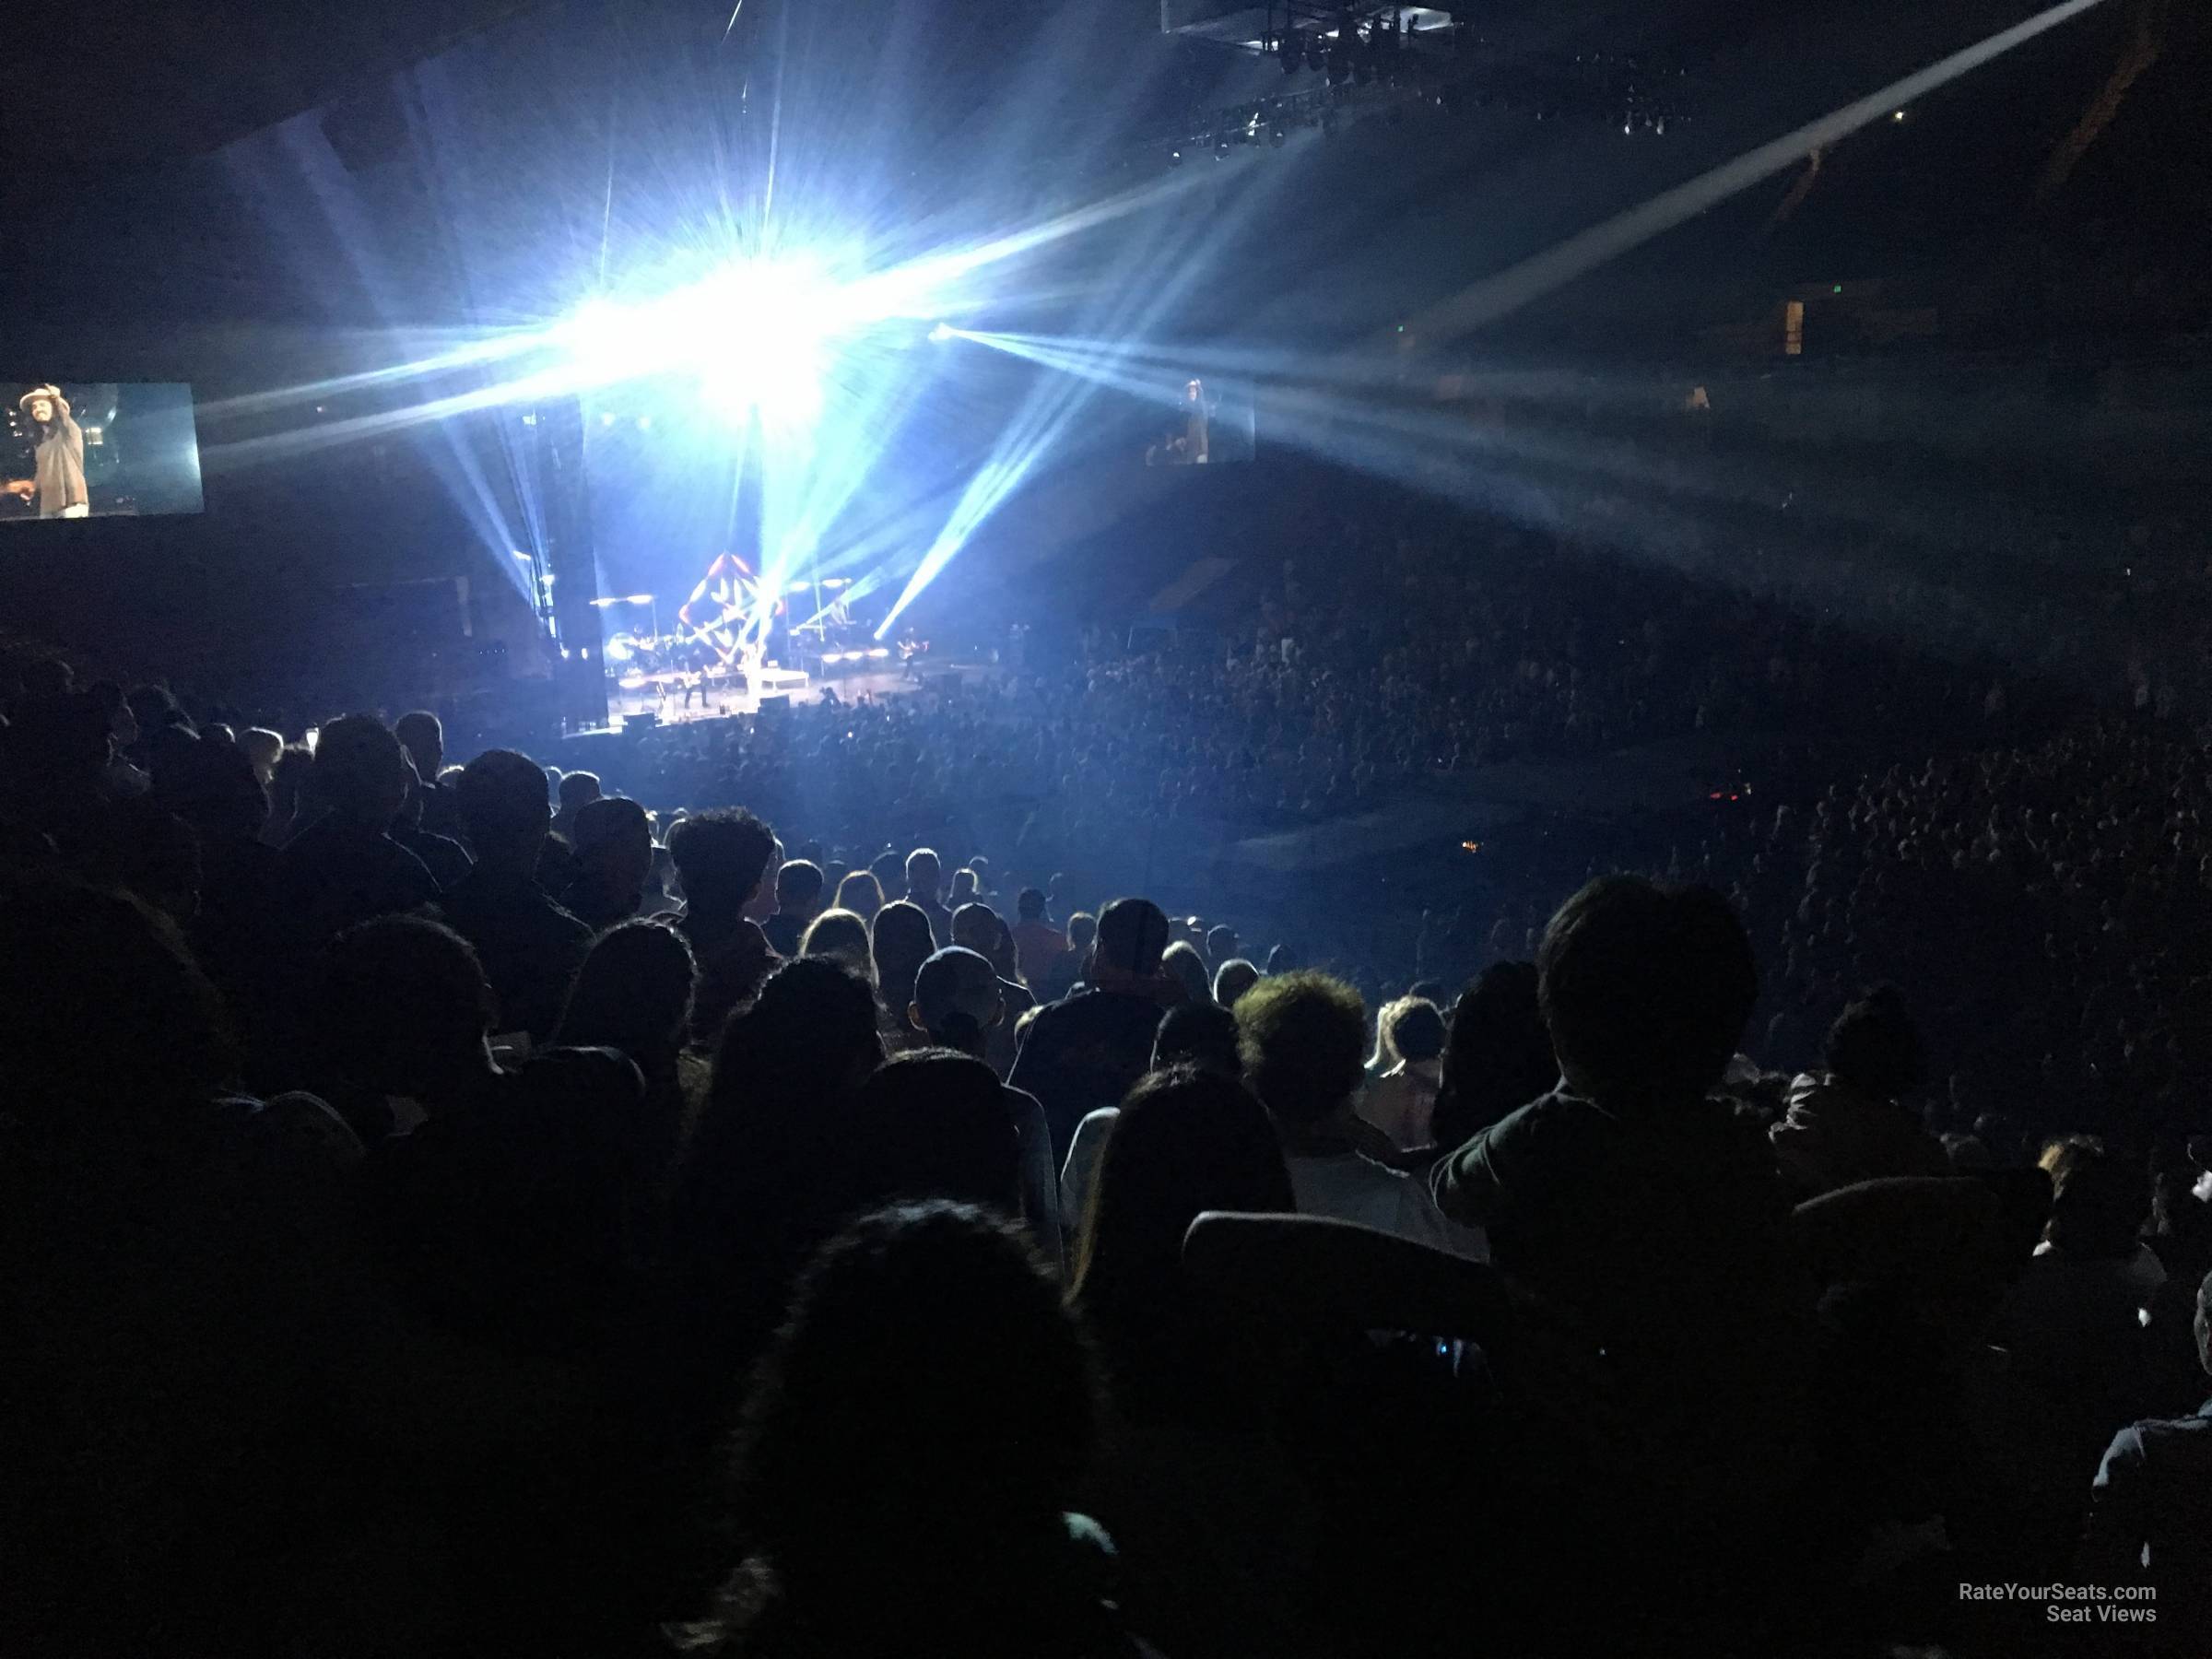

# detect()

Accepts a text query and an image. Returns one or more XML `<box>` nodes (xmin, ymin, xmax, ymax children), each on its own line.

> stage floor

<box><xmin>599</xmin><ymin>660</ymin><xmax>991</xmax><ymax>727</ymax></box>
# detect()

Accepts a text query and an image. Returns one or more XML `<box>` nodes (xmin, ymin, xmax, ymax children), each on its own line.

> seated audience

<box><xmin>2078</xmin><ymin>1266</ymin><xmax>2212</xmax><ymax>1648</ymax></box>
<box><xmin>761</xmin><ymin>857</ymin><xmax>825</xmax><ymax>957</ymax></box>
<box><xmin>1154</xmin><ymin>999</ymin><xmax>1242</xmax><ymax>1077</ymax></box>
<box><xmin>1039</xmin><ymin>909</ymin><xmax>1097</xmax><ymax>1004</ymax></box>
<box><xmin>1064</xmin><ymin>998</ymin><xmax>1253</xmax><ymax>1222</ymax></box>
<box><xmin>1428</xmin><ymin>961</ymin><xmax>1557</xmax><ymax>1152</ymax></box>
<box><xmin>1769</xmin><ymin>984</ymin><xmax>1948</xmax><ymax>1194</ymax></box>
<box><xmin>665</xmin><ymin>807</ymin><xmax>781</xmax><ymax>1047</ymax></box>
<box><xmin>560</xmin><ymin>795</ymin><xmax>654</xmax><ymax>932</ymax></box>
<box><xmin>948</xmin><ymin>866</ymin><xmax>980</xmax><ymax>912</ymax></box>
<box><xmin>265</xmin><ymin>740</ymin><xmax>317</xmax><ymax>846</ymax></box>
<box><xmin>239</xmin><ymin>724</ymin><xmax>284</xmax><ymax>788</ymax></box>
<box><xmin>35</xmin><ymin>468</ymin><xmax>2212</xmax><ymax>1659</ymax></box>
<box><xmin>1213</xmin><ymin>957</ymin><xmax>1261</xmax><ymax>1007</ymax></box>
<box><xmin>846</xmin><ymin>1050</ymin><xmax>1023</xmax><ymax>1218</ymax></box>
<box><xmin>553</xmin><ymin>917</ymin><xmax>704</xmax><ymax>1205</ymax></box>
<box><xmin>912</xmin><ymin>945</ymin><xmax>1062</xmax><ymax>1260</ymax></box>
<box><xmin>553</xmin><ymin>768</ymin><xmax>602</xmax><ymax>845</ymax></box>
<box><xmin>1359</xmin><ymin>995</ymin><xmax>1446</xmax><ymax>1152</ymax></box>
<box><xmin>1989</xmin><ymin>1139</ymin><xmax>2163</xmax><ymax>1540</ymax></box>
<box><xmin>685</xmin><ymin>1203</ymin><xmax>1133</xmax><ymax>1659</ymax></box>
<box><xmin>322</xmin><ymin>916</ymin><xmax>643</xmax><ymax>1351</ymax></box>
<box><xmin>1237</xmin><ymin>971</ymin><xmax>1474</xmax><ymax>1255</ymax></box>
<box><xmin>394</xmin><ymin>709</ymin><xmax>462</xmax><ymax>838</ymax></box>
<box><xmin>833</xmin><ymin>867</ymin><xmax>883</xmax><ymax>922</ymax></box>
<box><xmin>0</xmin><ymin>881</ymin><xmax>371</xmax><ymax>1659</ymax></box>
<box><xmin>868</xmin><ymin>849</ymin><xmax>907</xmax><ymax>904</ymax></box>
<box><xmin>1013</xmin><ymin>898</ymin><xmax>1182</xmax><ymax>1162</ymax></box>
<box><xmin>392</xmin><ymin>760</ymin><xmax>473</xmax><ymax>890</ymax></box>
<box><xmin>1430</xmin><ymin>877</ymin><xmax>1811</xmax><ymax>1612</ymax></box>
<box><xmin>1160</xmin><ymin>938</ymin><xmax>1213</xmax><ymax>1007</ymax></box>
<box><xmin>870</xmin><ymin>899</ymin><xmax>936</xmax><ymax>1044</ymax></box>
<box><xmin>952</xmin><ymin>900</ymin><xmax>1034</xmax><ymax>1073</ymax></box>
<box><xmin>269</xmin><ymin>712</ymin><xmax>439</xmax><ymax>947</ymax></box>
<box><xmin>906</xmin><ymin>845</ymin><xmax>952</xmax><ymax>943</ymax></box>
<box><xmin>1012</xmin><ymin>886</ymin><xmax>1065</xmax><ymax>987</ymax></box>
<box><xmin>798</xmin><ymin>906</ymin><xmax>872</xmax><ymax>977</ymax></box>
<box><xmin>1069</xmin><ymin>1066</ymin><xmax>1314</xmax><ymax>1659</ymax></box>
<box><xmin>441</xmin><ymin>748</ymin><xmax>593</xmax><ymax>1045</ymax></box>
<box><xmin>676</xmin><ymin>958</ymin><xmax>884</xmax><ymax>1380</ymax></box>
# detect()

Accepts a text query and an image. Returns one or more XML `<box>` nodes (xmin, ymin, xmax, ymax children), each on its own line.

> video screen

<box><xmin>2</xmin><ymin>382</ymin><xmax>204</xmax><ymax>523</ymax></box>
<box><xmin>1142</xmin><ymin>375</ymin><xmax>1255</xmax><ymax>467</ymax></box>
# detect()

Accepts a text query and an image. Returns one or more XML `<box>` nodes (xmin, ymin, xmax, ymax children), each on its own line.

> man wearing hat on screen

<box><xmin>6</xmin><ymin>386</ymin><xmax>88</xmax><ymax>518</ymax></box>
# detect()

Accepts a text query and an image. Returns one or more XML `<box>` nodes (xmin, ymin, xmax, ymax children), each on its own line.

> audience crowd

<box><xmin>5</xmin><ymin>509</ymin><xmax>2212</xmax><ymax>1657</ymax></box>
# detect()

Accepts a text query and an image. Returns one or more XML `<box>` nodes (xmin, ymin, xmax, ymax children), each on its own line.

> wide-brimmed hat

<box><xmin>17</xmin><ymin>384</ymin><xmax>61</xmax><ymax>415</ymax></box>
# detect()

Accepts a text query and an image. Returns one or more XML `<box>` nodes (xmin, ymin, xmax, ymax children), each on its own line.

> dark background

<box><xmin>0</xmin><ymin>0</ymin><xmax>2204</xmax><ymax>692</ymax></box>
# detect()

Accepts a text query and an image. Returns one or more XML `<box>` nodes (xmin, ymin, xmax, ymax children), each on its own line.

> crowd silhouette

<box><xmin>4</xmin><ymin>512</ymin><xmax>2211</xmax><ymax>1657</ymax></box>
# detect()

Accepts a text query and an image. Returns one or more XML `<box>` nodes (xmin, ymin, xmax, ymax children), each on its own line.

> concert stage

<box><xmin>605</xmin><ymin>660</ymin><xmax>813</xmax><ymax>724</ymax></box>
<box><xmin>600</xmin><ymin>656</ymin><xmax>990</xmax><ymax>728</ymax></box>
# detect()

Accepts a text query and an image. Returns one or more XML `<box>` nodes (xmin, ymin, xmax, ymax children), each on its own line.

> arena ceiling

<box><xmin>0</xmin><ymin>0</ymin><xmax>535</xmax><ymax>171</ymax></box>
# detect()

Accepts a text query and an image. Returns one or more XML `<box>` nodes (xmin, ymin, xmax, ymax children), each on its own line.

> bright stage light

<box><xmin>928</xmin><ymin>323</ymin><xmax>956</xmax><ymax>343</ymax></box>
<box><xmin>556</xmin><ymin>253</ymin><xmax>861</xmax><ymax>429</ymax></box>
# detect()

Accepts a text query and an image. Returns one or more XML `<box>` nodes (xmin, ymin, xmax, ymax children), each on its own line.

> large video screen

<box><xmin>1141</xmin><ymin>375</ymin><xmax>1255</xmax><ymax>468</ymax></box>
<box><xmin>2</xmin><ymin>383</ymin><xmax>204</xmax><ymax>522</ymax></box>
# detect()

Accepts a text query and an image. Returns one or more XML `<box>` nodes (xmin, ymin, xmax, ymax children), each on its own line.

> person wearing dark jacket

<box><xmin>439</xmin><ymin>748</ymin><xmax>592</xmax><ymax>1044</ymax></box>
<box><xmin>1010</xmin><ymin>898</ymin><xmax>1182</xmax><ymax>1163</ymax></box>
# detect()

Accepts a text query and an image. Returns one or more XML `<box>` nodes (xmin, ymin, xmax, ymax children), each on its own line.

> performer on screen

<box><xmin>5</xmin><ymin>386</ymin><xmax>88</xmax><ymax>518</ymax></box>
<box><xmin>1183</xmin><ymin>377</ymin><xmax>1212</xmax><ymax>465</ymax></box>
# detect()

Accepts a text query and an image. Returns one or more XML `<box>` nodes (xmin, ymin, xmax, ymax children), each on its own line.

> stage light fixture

<box><xmin>556</xmin><ymin>253</ymin><xmax>858</xmax><ymax>432</ymax></box>
<box><xmin>928</xmin><ymin>322</ymin><xmax>956</xmax><ymax>342</ymax></box>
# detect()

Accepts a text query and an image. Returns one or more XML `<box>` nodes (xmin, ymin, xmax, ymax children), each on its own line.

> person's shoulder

<box><xmin>1003</xmin><ymin>1083</ymin><xmax>1052</xmax><ymax>1131</ymax></box>
<box><xmin>727</xmin><ymin>916</ymin><xmax>774</xmax><ymax>957</ymax></box>
<box><xmin>1027</xmin><ymin>988</ymin><xmax>1085</xmax><ymax>1028</ymax></box>
<box><xmin>275</xmin><ymin>814</ymin><xmax>333</xmax><ymax>858</ymax></box>
<box><xmin>536</xmin><ymin>886</ymin><xmax>594</xmax><ymax>940</ymax></box>
<box><xmin>1326</xmin><ymin>1144</ymin><xmax>1418</xmax><ymax>1192</ymax></box>
<box><xmin>2128</xmin><ymin>1406</ymin><xmax>2212</xmax><ymax>1450</ymax></box>
<box><xmin>1474</xmin><ymin>1087</ymin><xmax>1598</xmax><ymax>1154</ymax></box>
<box><xmin>378</xmin><ymin>830</ymin><xmax>440</xmax><ymax>888</ymax></box>
<box><xmin>243</xmin><ymin>1089</ymin><xmax>367</xmax><ymax>1171</ymax></box>
<box><xmin>536</xmin><ymin>1042</ymin><xmax>646</xmax><ymax>1085</ymax></box>
<box><xmin>514</xmin><ymin>1045</ymin><xmax>648</xmax><ymax>1115</ymax></box>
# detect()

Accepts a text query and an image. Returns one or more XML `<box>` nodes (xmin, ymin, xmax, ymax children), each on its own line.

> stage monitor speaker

<box><xmin>758</xmin><ymin>694</ymin><xmax>792</xmax><ymax>716</ymax></box>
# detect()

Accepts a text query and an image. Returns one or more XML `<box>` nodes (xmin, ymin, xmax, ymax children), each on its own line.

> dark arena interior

<box><xmin>7</xmin><ymin>1</ymin><xmax>2212</xmax><ymax>1653</ymax></box>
